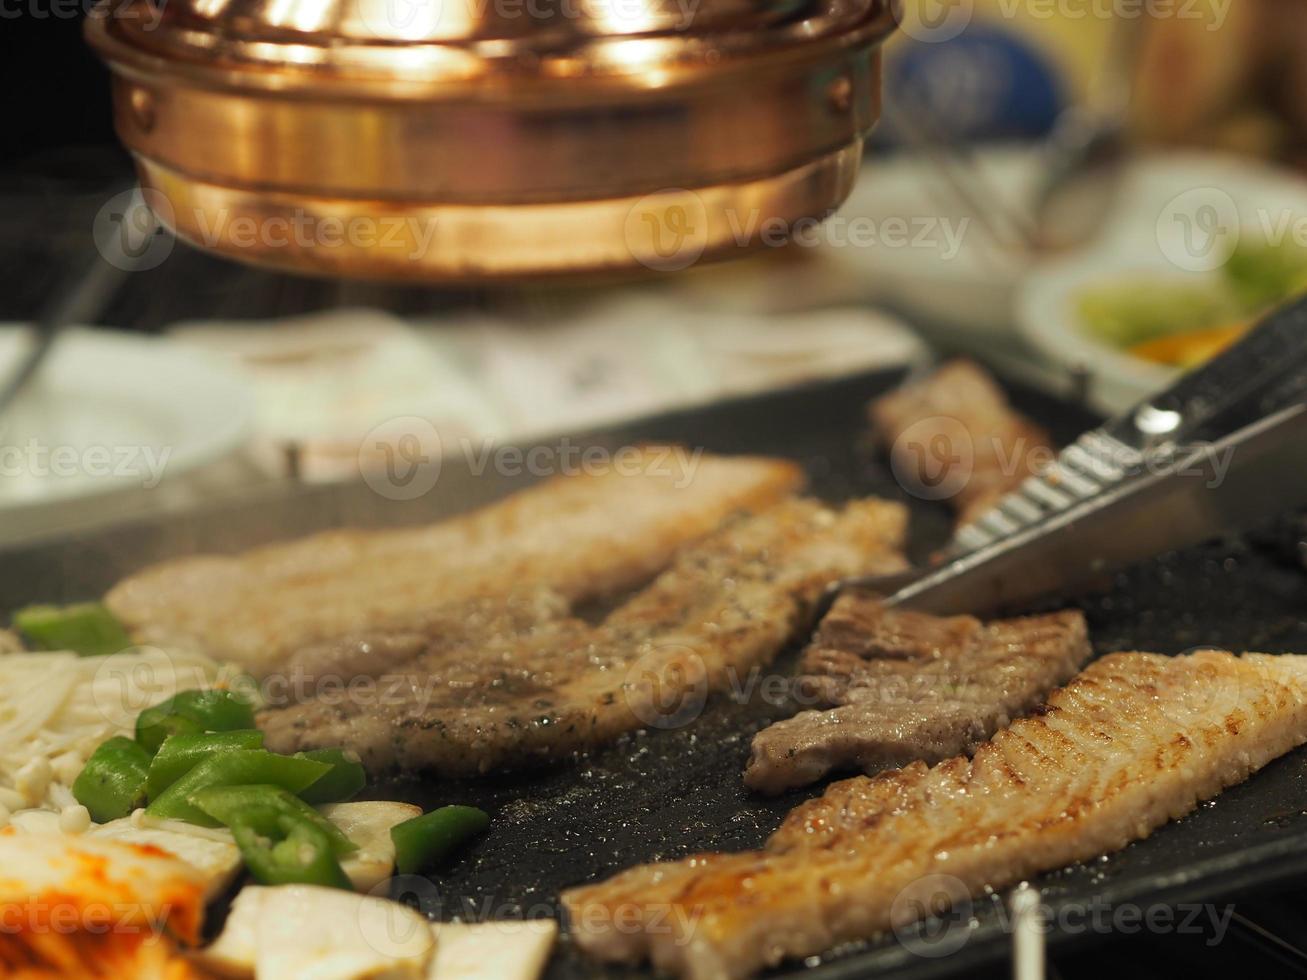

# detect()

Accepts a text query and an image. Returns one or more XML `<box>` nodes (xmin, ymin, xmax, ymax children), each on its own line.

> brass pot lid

<box><xmin>87</xmin><ymin>0</ymin><xmax>896</xmax><ymax>281</ymax></box>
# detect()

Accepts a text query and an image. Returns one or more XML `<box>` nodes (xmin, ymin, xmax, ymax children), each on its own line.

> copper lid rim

<box><xmin>101</xmin><ymin>57</ymin><xmax>883</xmax><ymax>202</ymax></box>
<box><xmin>89</xmin><ymin>0</ymin><xmax>896</xmax><ymax>96</ymax></box>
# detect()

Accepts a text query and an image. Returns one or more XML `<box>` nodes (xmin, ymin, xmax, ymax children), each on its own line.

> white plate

<box><xmin>1017</xmin><ymin>253</ymin><xmax>1181</xmax><ymax>414</ymax></box>
<box><xmin>0</xmin><ymin>327</ymin><xmax>254</xmax><ymax>515</ymax></box>
<box><xmin>1017</xmin><ymin>152</ymin><xmax>1307</xmax><ymax>414</ymax></box>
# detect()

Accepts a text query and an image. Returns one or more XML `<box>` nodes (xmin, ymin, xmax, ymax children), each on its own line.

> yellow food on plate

<box><xmin>1130</xmin><ymin>324</ymin><xmax>1250</xmax><ymax>367</ymax></box>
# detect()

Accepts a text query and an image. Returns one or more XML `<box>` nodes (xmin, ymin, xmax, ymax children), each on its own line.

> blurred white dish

<box><xmin>0</xmin><ymin>327</ymin><xmax>253</xmax><ymax>516</ymax></box>
<box><xmin>1017</xmin><ymin>152</ymin><xmax>1307</xmax><ymax>414</ymax></box>
<box><xmin>471</xmin><ymin>300</ymin><xmax>926</xmax><ymax>438</ymax></box>
<box><xmin>822</xmin><ymin>145</ymin><xmax>1042</xmax><ymax>334</ymax></box>
<box><xmin>1017</xmin><ymin>253</ymin><xmax>1180</xmax><ymax>414</ymax></box>
<box><xmin>169</xmin><ymin>309</ymin><xmax>499</xmax><ymax>483</ymax></box>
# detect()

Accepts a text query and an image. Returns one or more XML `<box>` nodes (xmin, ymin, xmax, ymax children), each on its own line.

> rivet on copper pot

<box><xmin>827</xmin><ymin>75</ymin><xmax>853</xmax><ymax>114</ymax></box>
<box><xmin>128</xmin><ymin>87</ymin><xmax>156</xmax><ymax>133</ymax></box>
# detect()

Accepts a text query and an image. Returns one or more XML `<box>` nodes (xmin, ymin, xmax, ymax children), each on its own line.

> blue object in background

<box><xmin>874</xmin><ymin>24</ymin><xmax>1067</xmax><ymax>149</ymax></box>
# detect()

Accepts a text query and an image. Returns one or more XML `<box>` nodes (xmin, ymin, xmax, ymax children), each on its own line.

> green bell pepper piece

<box><xmin>294</xmin><ymin>748</ymin><xmax>367</xmax><ymax>804</ymax></box>
<box><xmin>390</xmin><ymin>805</ymin><xmax>489</xmax><ymax>875</ymax></box>
<box><xmin>145</xmin><ymin>750</ymin><xmax>330</xmax><ymax>827</ymax></box>
<box><xmin>190</xmin><ymin>784</ymin><xmax>356</xmax><ymax>857</ymax></box>
<box><xmin>146</xmin><ymin>730</ymin><xmax>265</xmax><ymax>799</ymax></box>
<box><xmin>13</xmin><ymin>603</ymin><xmax>132</xmax><ymax>658</ymax></box>
<box><xmin>136</xmin><ymin>689</ymin><xmax>256</xmax><ymax>754</ymax></box>
<box><xmin>72</xmin><ymin>736</ymin><xmax>152</xmax><ymax>823</ymax></box>
<box><xmin>230</xmin><ymin>811</ymin><xmax>353</xmax><ymax>890</ymax></box>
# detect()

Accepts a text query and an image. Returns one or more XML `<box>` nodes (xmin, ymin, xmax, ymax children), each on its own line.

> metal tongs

<box><xmin>843</xmin><ymin>295</ymin><xmax>1307</xmax><ymax>617</ymax></box>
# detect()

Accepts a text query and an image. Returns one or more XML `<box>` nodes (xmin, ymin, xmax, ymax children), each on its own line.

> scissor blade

<box><xmin>888</xmin><ymin>402</ymin><xmax>1307</xmax><ymax>616</ymax></box>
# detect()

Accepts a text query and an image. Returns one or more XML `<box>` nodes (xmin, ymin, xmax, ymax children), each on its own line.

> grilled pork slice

<box><xmin>744</xmin><ymin>597</ymin><xmax>1092</xmax><ymax>793</ymax></box>
<box><xmin>259</xmin><ymin>498</ymin><xmax>909</xmax><ymax>774</ymax></box>
<box><xmin>106</xmin><ymin>449</ymin><xmax>803</xmax><ymax>676</ymax></box>
<box><xmin>871</xmin><ymin>359</ymin><xmax>1052</xmax><ymax>525</ymax></box>
<box><xmin>564</xmin><ymin>651</ymin><xmax>1307</xmax><ymax>980</ymax></box>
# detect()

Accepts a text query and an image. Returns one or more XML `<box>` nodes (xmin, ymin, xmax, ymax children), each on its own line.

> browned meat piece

<box><xmin>870</xmin><ymin>359</ymin><xmax>1053</xmax><ymax>525</ymax></box>
<box><xmin>743</xmin><ymin>597</ymin><xmax>1092</xmax><ymax>793</ymax></box>
<box><xmin>258</xmin><ymin>497</ymin><xmax>909</xmax><ymax>775</ymax></box>
<box><xmin>563</xmin><ymin>651</ymin><xmax>1307</xmax><ymax>980</ymax></box>
<box><xmin>106</xmin><ymin>449</ymin><xmax>805</xmax><ymax>677</ymax></box>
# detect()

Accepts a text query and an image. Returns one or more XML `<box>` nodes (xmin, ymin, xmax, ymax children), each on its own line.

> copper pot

<box><xmin>87</xmin><ymin>0</ymin><xmax>896</xmax><ymax>281</ymax></box>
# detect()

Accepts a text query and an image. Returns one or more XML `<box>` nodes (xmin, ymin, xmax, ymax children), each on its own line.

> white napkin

<box><xmin>170</xmin><ymin>302</ymin><xmax>924</xmax><ymax>481</ymax></box>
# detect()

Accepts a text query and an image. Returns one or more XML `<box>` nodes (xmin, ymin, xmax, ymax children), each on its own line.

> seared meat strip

<box><xmin>106</xmin><ymin>449</ymin><xmax>803</xmax><ymax>676</ymax></box>
<box><xmin>744</xmin><ymin>597</ymin><xmax>1092</xmax><ymax>793</ymax></box>
<box><xmin>564</xmin><ymin>651</ymin><xmax>1307</xmax><ymax>980</ymax></box>
<box><xmin>259</xmin><ymin>498</ymin><xmax>909</xmax><ymax>775</ymax></box>
<box><xmin>740</xmin><ymin>365</ymin><xmax>1073</xmax><ymax>794</ymax></box>
<box><xmin>871</xmin><ymin>359</ymin><xmax>1052</xmax><ymax>525</ymax></box>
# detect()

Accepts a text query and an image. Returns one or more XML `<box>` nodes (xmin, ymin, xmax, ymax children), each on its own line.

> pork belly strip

<box><xmin>871</xmin><ymin>359</ymin><xmax>1053</xmax><ymax>525</ymax></box>
<box><xmin>744</xmin><ymin>597</ymin><xmax>1092</xmax><ymax>793</ymax></box>
<box><xmin>106</xmin><ymin>449</ymin><xmax>804</xmax><ymax>676</ymax></box>
<box><xmin>564</xmin><ymin>651</ymin><xmax>1307</xmax><ymax>980</ymax></box>
<box><xmin>258</xmin><ymin>497</ymin><xmax>909</xmax><ymax>775</ymax></box>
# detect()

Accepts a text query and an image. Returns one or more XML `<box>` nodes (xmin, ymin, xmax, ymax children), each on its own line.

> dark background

<box><xmin>0</xmin><ymin>10</ymin><xmax>468</xmax><ymax>328</ymax></box>
<box><xmin>3</xmin><ymin>11</ymin><xmax>119</xmax><ymax>167</ymax></box>
<box><xmin>2</xmin><ymin>11</ymin><xmax>134</xmax><ymax>320</ymax></box>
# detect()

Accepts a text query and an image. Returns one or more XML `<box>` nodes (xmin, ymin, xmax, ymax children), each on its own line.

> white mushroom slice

<box><xmin>197</xmin><ymin>886</ymin><xmax>263</xmax><ymax>978</ymax></box>
<box><xmin>428</xmin><ymin>920</ymin><xmax>557</xmax><ymax>980</ymax></box>
<box><xmin>321</xmin><ymin>801</ymin><xmax>421</xmax><ymax>893</ymax></box>
<box><xmin>93</xmin><ymin>817</ymin><xmax>243</xmax><ymax>900</ymax></box>
<box><xmin>201</xmin><ymin>884</ymin><xmax>435</xmax><ymax>980</ymax></box>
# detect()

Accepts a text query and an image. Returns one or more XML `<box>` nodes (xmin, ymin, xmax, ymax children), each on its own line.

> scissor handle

<box><xmin>1115</xmin><ymin>292</ymin><xmax>1307</xmax><ymax>451</ymax></box>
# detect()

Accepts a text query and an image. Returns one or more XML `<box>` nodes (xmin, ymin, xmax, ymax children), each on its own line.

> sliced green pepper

<box><xmin>190</xmin><ymin>784</ymin><xmax>356</xmax><ymax>857</ymax></box>
<box><xmin>390</xmin><ymin>805</ymin><xmax>490</xmax><ymax>875</ymax></box>
<box><xmin>72</xmin><ymin>736</ymin><xmax>152</xmax><ymax>823</ymax></box>
<box><xmin>136</xmin><ymin>689</ymin><xmax>256</xmax><ymax>754</ymax></box>
<box><xmin>146</xmin><ymin>730</ymin><xmax>265</xmax><ymax>799</ymax></box>
<box><xmin>14</xmin><ymin>603</ymin><xmax>132</xmax><ymax>658</ymax></box>
<box><xmin>294</xmin><ymin>748</ymin><xmax>367</xmax><ymax>804</ymax></box>
<box><xmin>145</xmin><ymin>750</ymin><xmax>330</xmax><ymax>827</ymax></box>
<box><xmin>230</xmin><ymin>811</ymin><xmax>353</xmax><ymax>890</ymax></box>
